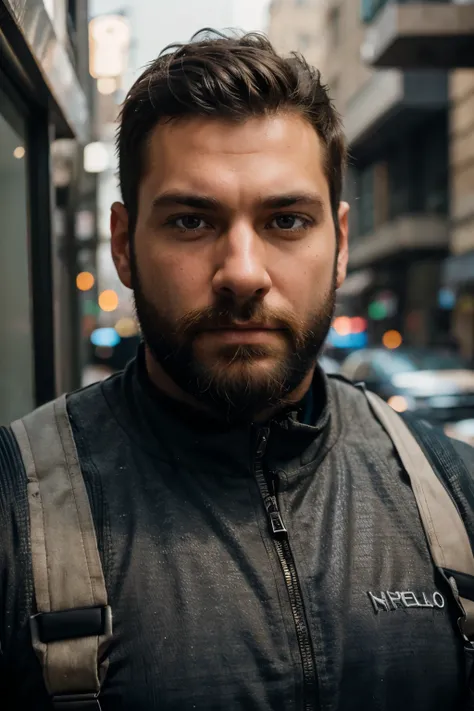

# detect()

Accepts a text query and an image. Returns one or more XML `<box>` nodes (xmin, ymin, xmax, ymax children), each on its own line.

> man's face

<box><xmin>112</xmin><ymin>113</ymin><xmax>349</xmax><ymax>419</ymax></box>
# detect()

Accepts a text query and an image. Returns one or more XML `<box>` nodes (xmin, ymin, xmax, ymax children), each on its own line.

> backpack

<box><xmin>9</xmin><ymin>390</ymin><xmax>474</xmax><ymax>709</ymax></box>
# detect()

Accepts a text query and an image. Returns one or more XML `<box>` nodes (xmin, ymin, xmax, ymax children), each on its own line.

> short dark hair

<box><xmin>117</xmin><ymin>29</ymin><xmax>346</xmax><ymax>235</ymax></box>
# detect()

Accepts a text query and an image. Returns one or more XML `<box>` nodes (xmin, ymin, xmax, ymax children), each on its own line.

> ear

<box><xmin>111</xmin><ymin>202</ymin><xmax>132</xmax><ymax>289</ymax></box>
<box><xmin>335</xmin><ymin>201</ymin><xmax>349</xmax><ymax>289</ymax></box>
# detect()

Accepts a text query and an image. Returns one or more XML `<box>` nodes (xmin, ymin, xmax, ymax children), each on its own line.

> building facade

<box><xmin>444</xmin><ymin>69</ymin><xmax>474</xmax><ymax>360</ymax></box>
<box><xmin>360</xmin><ymin>0</ymin><xmax>474</xmax><ymax>359</ymax></box>
<box><xmin>267</xmin><ymin>0</ymin><xmax>328</xmax><ymax>71</ymax></box>
<box><xmin>0</xmin><ymin>0</ymin><xmax>93</xmax><ymax>423</ymax></box>
<box><xmin>269</xmin><ymin>0</ymin><xmax>464</xmax><ymax>354</ymax></box>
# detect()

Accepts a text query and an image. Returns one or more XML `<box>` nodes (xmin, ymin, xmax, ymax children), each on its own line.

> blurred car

<box><xmin>340</xmin><ymin>347</ymin><xmax>474</xmax><ymax>425</ymax></box>
<box><xmin>444</xmin><ymin>419</ymin><xmax>474</xmax><ymax>447</ymax></box>
<box><xmin>319</xmin><ymin>355</ymin><xmax>340</xmax><ymax>375</ymax></box>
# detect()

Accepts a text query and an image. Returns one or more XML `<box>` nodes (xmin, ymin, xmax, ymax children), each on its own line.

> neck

<box><xmin>144</xmin><ymin>345</ymin><xmax>315</xmax><ymax>423</ymax></box>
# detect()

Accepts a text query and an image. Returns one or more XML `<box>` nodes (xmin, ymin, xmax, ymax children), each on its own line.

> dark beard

<box><xmin>131</xmin><ymin>250</ymin><xmax>336</xmax><ymax>422</ymax></box>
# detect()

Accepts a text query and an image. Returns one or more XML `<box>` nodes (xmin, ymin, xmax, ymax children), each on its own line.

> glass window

<box><xmin>387</xmin><ymin>142</ymin><xmax>411</xmax><ymax>219</ymax></box>
<box><xmin>0</xmin><ymin>86</ymin><xmax>35</xmax><ymax>423</ymax></box>
<box><xmin>358</xmin><ymin>166</ymin><xmax>375</xmax><ymax>236</ymax></box>
<box><xmin>361</xmin><ymin>0</ymin><xmax>387</xmax><ymax>24</ymax></box>
<box><xmin>328</xmin><ymin>6</ymin><xmax>341</xmax><ymax>47</ymax></box>
<box><xmin>418</xmin><ymin>115</ymin><xmax>449</xmax><ymax>215</ymax></box>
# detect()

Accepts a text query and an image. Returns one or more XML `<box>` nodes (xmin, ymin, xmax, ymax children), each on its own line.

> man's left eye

<box><xmin>271</xmin><ymin>215</ymin><xmax>310</xmax><ymax>231</ymax></box>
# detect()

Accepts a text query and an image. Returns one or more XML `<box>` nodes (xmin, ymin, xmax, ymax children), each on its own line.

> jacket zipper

<box><xmin>253</xmin><ymin>427</ymin><xmax>319</xmax><ymax>711</ymax></box>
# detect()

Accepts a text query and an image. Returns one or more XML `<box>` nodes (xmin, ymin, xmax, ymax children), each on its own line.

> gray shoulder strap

<box><xmin>11</xmin><ymin>394</ymin><xmax>112</xmax><ymax>710</ymax></box>
<box><xmin>365</xmin><ymin>390</ymin><xmax>474</xmax><ymax>640</ymax></box>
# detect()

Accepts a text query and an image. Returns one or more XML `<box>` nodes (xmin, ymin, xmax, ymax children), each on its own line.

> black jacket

<box><xmin>1</xmin><ymin>355</ymin><xmax>474</xmax><ymax>710</ymax></box>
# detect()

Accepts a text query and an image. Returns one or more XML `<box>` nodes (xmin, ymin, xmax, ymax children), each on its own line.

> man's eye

<box><xmin>270</xmin><ymin>215</ymin><xmax>311</xmax><ymax>231</ymax></box>
<box><xmin>174</xmin><ymin>215</ymin><xmax>208</xmax><ymax>230</ymax></box>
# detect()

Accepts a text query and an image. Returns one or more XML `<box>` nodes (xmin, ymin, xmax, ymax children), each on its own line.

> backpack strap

<box><xmin>365</xmin><ymin>390</ymin><xmax>474</xmax><ymax>643</ymax></box>
<box><xmin>10</xmin><ymin>395</ymin><xmax>112</xmax><ymax>710</ymax></box>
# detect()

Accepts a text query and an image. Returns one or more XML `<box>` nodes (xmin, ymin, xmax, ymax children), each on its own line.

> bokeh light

<box><xmin>383</xmin><ymin>330</ymin><xmax>403</xmax><ymax>350</ymax></box>
<box><xmin>98</xmin><ymin>289</ymin><xmax>119</xmax><ymax>312</ymax></box>
<box><xmin>333</xmin><ymin>316</ymin><xmax>352</xmax><ymax>336</ymax></box>
<box><xmin>76</xmin><ymin>271</ymin><xmax>95</xmax><ymax>291</ymax></box>
<box><xmin>114</xmin><ymin>317</ymin><xmax>138</xmax><ymax>338</ymax></box>
<box><xmin>388</xmin><ymin>395</ymin><xmax>409</xmax><ymax>413</ymax></box>
<box><xmin>13</xmin><ymin>146</ymin><xmax>25</xmax><ymax>159</ymax></box>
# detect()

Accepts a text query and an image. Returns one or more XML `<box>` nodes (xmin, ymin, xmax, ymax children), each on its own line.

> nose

<box><xmin>212</xmin><ymin>222</ymin><xmax>272</xmax><ymax>303</ymax></box>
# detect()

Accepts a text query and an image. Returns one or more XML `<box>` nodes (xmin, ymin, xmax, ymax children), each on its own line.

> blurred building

<box><xmin>82</xmin><ymin>6</ymin><xmax>139</xmax><ymax>376</ymax></box>
<box><xmin>323</xmin><ymin>1</ymin><xmax>451</xmax><ymax>351</ymax></box>
<box><xmin>267</xmin><ymin>0</ymin><xmax>327</xmax><ymax>69</ymax></box>
<box><xmin>0</xmin><ymin>0</ymin><xmax>94</xmax><ymax>423</ymax></box>
<box><xmin>360</xmin><ymin>0</ymin><xmax>474</xmax><ymax>359</ymax></box>
<box><xmin>268</xmin><ymin>0</ymin><xmax>474</xmax><ymax>357</ymax></box>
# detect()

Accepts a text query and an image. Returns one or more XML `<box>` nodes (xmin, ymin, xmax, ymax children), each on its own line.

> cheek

<box><xmin>134</xmin><ymin>233</ymin><xmax>213</xmax><ymax>314</ymax></box>
<box><xmin>271</xmin><ymin>245</ymin><xmax>335</xmax><ymax>315</ymax></box>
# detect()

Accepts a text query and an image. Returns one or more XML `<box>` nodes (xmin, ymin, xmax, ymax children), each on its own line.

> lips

<box><xmin>197</xmin><ymin>326</ymin><xmax>284</xmax><ymax>345</ymax></box>
<box><xmin>204</xmin><ymin>323</ymin><xmax>281</xmax><ymax>332</ymax></box>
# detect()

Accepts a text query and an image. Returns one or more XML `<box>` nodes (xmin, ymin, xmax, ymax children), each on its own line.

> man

<box><xmin>1</xmin><ymin>31</ymin><xmax>474</xmax><ymax>711</ymax></box>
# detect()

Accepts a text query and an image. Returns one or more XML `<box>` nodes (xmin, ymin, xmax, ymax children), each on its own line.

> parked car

<box><xmin>319</xmin><ymin>355</ymin><xmax>340</xmax><ymax>375</ymax></box>
<box><xmin>444</xmin><ymin>419</ymin><xmax>474</xmax><ymax>447</ymax></box>
<box><xmin>340</xmin><ymin>347</ymin><xmax>474</xmax><ymax>425</ymax></box>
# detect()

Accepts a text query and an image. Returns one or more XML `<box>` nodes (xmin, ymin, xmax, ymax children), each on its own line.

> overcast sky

<box><xmin>232</xmin><ymin>0</ymin><xmax>272</xmax><ymax>33</ymax></box>
<box><xmin>90</xmin><ymin>0</ymin><xmax>272</xmax><ymax>83</ymax></box>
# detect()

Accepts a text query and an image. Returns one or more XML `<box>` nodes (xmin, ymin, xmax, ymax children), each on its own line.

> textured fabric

<box><xmin>11</xmin><ymin>396</ymin><xmax>111</xmax><ymax>696</ymax></box>
<box><xmin>0</xmin><ymin>356</ymin><xmax>473</xmax><ymax>710</ymax></box>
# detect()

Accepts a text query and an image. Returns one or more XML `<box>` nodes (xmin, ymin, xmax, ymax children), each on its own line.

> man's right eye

<box><xmin>173</xmin><ymin>215</ymin><xmax>208</xmax><ymax>231</ymax></box>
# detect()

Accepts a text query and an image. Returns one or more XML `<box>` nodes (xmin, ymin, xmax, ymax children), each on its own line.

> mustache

<box><xmin>173</xmin><ymin>299</ymin><xmax>310</xmax><ymax>348</ymax></box>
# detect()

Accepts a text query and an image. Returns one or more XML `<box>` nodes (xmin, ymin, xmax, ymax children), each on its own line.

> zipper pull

<box><xmin>269</xmin><ymin>509</ymin><xmax>287</xmax><ymax>538</ymax></box>
<box><xmin>256</xmin><ymin>428</ymin><xmax>270</xmax><ymax>457</ymax></box>
<box><xmin>266</xmin><ymin>489</ymin><xmax>288</xmax><ymax>538</ymax></box>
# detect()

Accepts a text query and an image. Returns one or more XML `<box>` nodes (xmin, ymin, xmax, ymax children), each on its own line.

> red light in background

<box><xmin>351</xmin><ymin>317</ymin><xmax>367</xmax><ymax>334</ymax></box>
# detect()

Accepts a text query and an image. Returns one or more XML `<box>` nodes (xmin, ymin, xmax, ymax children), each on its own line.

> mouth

<box><xmin>198</xmin><ymin>325</ymin><xmax>284</xmax><ymax>345</ymax></box>
<box><xmin>205</xmin><ymin>323</ymin><xmax>282</xmax><ymax>332</ymax></box>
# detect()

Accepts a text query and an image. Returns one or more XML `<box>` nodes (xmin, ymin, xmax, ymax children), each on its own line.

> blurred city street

<box><xmin>1</xmin><ymin>0</ymin><xmax>474</xmax><ymax>442</ymax></box>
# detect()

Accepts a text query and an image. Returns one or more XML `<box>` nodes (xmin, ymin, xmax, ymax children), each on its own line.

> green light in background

<box><xmin>83</xmin><ymin>299</ymin><xmax>100</xmax><ymax>317</ymax></box>
<box><xmin>368</xmin><ymin>301</ymin><xmax>388</xmax><ymax>320</ymax></box>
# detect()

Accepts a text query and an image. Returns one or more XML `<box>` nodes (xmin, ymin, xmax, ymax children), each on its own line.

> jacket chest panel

<box><xmin>102</xmin><ymin>470</ymin><xmax>302</xmax><ymax>709</ymax></box>
<box><xmin>279</xmin><ymin>449</ymin><xmax>466</xmax><ymax>711</ymax></box>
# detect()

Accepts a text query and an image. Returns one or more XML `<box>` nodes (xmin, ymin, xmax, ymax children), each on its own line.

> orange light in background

<box><xmin>351</xmin><ymin>316</ymin><xmax>368</xmax><ymax>334</ymax></box>
<box><xmin>98</xmin><ymin>289</ymin><xmax>119</xmax><ymax>312</ymax></box>
<box><xmin>388</xmin><ymin>395</ymin><xmax>408</xmax><ymax>413</ymax></box>
<box><xmin>333</xmin><ymin>316</ymin><xmax>352</xmax><ymax>336</ymax></box>
<box><xmin>383</xmin><ymin>330</ymin><xmax>403</xmax><ymax>350</ymax></box>
<box><xmin>114</xmin><ymin>317</ymin><xmax>138</xmax><ymax>338</ymax></box>
<box><xmin>76</xmin><ymin>271</ymin><xmax>95</xmax><ymax>291</ymax></box>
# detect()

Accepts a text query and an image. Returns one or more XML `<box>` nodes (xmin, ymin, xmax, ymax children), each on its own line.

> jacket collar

<box><xmin>110</xmin><ymin>346</ymin><xmax>336</xmax><ymax>476</ymax></box>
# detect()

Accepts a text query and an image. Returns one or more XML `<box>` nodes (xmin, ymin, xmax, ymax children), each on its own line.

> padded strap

<box><xmin>366</xmin><ymin>390</ymin><xmax>474</xmax><ymax>639</ymax></box>
<box><xmin>11</xmin><ymin>395</ymin><xmax>111</xmax><ymax>702</ymax></box>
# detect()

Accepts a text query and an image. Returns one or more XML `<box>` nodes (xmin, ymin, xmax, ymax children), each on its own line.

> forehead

<box><xmin>141</xmin><ymin>113</ymin><xmax>330</xmax><ymax>204</ymax></box>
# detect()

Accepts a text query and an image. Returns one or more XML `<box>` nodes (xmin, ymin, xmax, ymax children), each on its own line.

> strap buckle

<box><xmin>52</xmin><ymin>692</ymin><xmax>102</xmax><ymax>710</ymax></box>
<box><xmin>30</xmin><ymin>605</ymin><xmax>112</xmax><ymax>645</ymax></box>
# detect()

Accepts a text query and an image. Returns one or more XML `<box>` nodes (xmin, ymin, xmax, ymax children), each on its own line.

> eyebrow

<box><xmin>151</xmin><ymin>191</ymin><xmax>325</xmax><ymax>215</ymax></box>
<box><xmin>151</xmin><ymin>193</ymin><xmax>220</xmax><ymax>211</ymax></box>
<box><xmin>262</xmin><ymin>193</ymin><xmax>325</xmax><ymax>213</ymax></box>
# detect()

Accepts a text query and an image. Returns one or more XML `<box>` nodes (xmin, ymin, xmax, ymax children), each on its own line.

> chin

<box><xmin>198</xmin><ymin>341</ymin><xmax>286</xmax><ymax>363</ymax></box>
<box><xmin>203</xmin><ymin>355</ymin><xmax>286</xmax><ymax>391</ymax></box>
